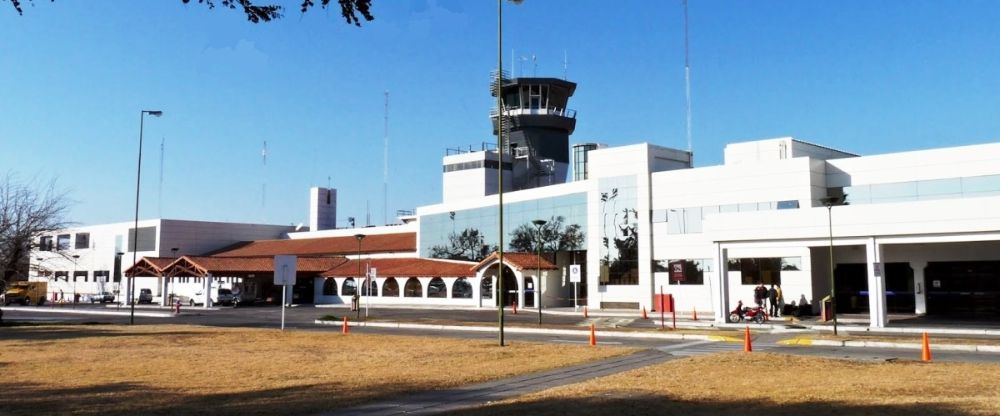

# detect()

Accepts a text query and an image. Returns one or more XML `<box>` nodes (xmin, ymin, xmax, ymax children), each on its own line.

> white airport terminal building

<box><xmin>27</xmin><ymin>76</ymin><xmax>1000</xmax><ymax>328</ymax></box>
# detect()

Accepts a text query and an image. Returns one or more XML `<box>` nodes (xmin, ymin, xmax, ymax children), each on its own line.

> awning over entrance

<box><xmin>472</xmin><ymin>252</ymin><xmax>558</xmax><ymax>273</ymax></box>
<box><xmin>124</xmin><ymin>257</ymin><xmax>177</xmax><ymax>277</ymax></box>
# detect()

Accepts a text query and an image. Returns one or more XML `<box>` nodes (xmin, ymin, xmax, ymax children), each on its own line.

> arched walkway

<box><xmin>382</xmin><ymin>277</ymin><xmax>399</xmax><ymax>297</ymax></box>
<box><xmin>453</xmin><ymin>277</ymin><xmax>472</xmax><ymax>298</ymax></box>
<box><xmin>404</xmin><ymin>277</ymin><xmax>422</xmax><ymax>297</ymax></box>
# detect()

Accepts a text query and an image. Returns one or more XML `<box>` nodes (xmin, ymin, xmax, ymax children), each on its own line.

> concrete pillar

<box><xmin>473</xmin><ymin>274</ymin><xmax>482</xmax><ymax>308</ymax></box>
<box><xmin>160</xmin><ymin>277</ymin><xmax>169</xmax><ymax>307</ymax></box>
<box><xmin>203</xmin><ymin>273</ymin><xmax>213</xmax><ymax>309</ymax></box>
<box><xmin>712</xmin><ymin>243</ymin><xmax>731</xmax><ymax>323</ymax></box>
<box><xmin>865</xmin><ymin>238</ymin><xmax>888</xmax><ymax>328</ymax></box>
<box><xmin>517</xmin><ymin>272</ymin><xmax>525</xmax><ymax>309</ymax></box>
<box><xmin>912</xmin><ymin>261</ymin><xmax>927</xmax><ymax>315</ymax></box>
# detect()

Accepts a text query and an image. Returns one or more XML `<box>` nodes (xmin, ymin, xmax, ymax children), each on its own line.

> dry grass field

<box><xmin>0</xmin><ymin>324</ymin><xmax>631</xmax><ymax>416</ymax></box>
<box><xmin>457</xmin><ymin>352</ymin><xmax>1000</xmax><ymax>416</ymax></box>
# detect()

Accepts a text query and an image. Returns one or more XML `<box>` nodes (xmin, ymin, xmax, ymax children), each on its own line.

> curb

<box><xmin>778</xmin><ymin>337</ymin><xmax>1000</xmax><ymax>353</ymax></box>
<box><xmin>314</xmin><ymin>319</ymin><xmax>722</xmax><ymax>342</ymax></box>
<box><xmin>1</xmin><ymin>306</ymin><xmax>175</xmax><ymax>318</ymax></box>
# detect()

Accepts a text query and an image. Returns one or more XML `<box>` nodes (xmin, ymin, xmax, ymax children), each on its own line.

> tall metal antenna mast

<box><xmin>683</xmin><ymin>0</ymin><xmax>693</xmax><ymax>154</ymax></box>
<box><xmin>383</xmin><ymin>90</ymin><xmax>389</xmax><ymax>226</ymax></box>
<box><xmin>158</xmin><ymin>137</ymin><xmax>164</xmax><ymax>218</ymax></box>
<box><xmin>261</xmin><ymin>140</ymin><xmax>267</xmax><ymax>222</ymax></box>
<box><xmin>563</xmin><ymin>50</ymin><xmax>568</xmax><ymax>80</ymax></box>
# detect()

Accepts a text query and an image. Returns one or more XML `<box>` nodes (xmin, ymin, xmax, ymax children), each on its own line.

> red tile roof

<box><xmin>208</xmin><ymin>233</ymin><xmax>415</xmax><ymax>257</ymax></box>
<box><xmin>162</xmin><ymin>256</ymin><xmax>347</xmax><ymax>277</ymax></box>
<box><xmin>321</xmin><ymin>257</ymin><xmax>477</xmax><ymax>278</ymax></box>
<box><xmin>472</xmin><ymin>252</ymin><xmax>558</xmax><ymax>272</ymax></box>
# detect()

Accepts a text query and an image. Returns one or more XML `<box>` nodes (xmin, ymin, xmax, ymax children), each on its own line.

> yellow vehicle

<box><xmin>3</xmin><ymin>281</ymin><xmax>48</xmax><ymax>306</ymax></box>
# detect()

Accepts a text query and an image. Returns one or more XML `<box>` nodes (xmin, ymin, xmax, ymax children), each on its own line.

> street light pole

<box><xmin>71</xmin><ymin>254</ymin><xmax>79</xmax><ymax>307</ymax></box>
<box><xmin>821</xmin><ymin>195</ymin><xmax>846</xmax><ymax>336</ymax></box>
<box><xmin>532</xmin><ymin>219</ymin><xmax>547</xmax><ymax>325</ymax></box>
<box><xmin>354</xmin><ymin>233</ymin><xmax>365</xmax><ymax>322</ymax></box>
<box><xmin>131</xmin><ymin>110</ymin><xmax>162</xmax><ymax>325</ymax></box>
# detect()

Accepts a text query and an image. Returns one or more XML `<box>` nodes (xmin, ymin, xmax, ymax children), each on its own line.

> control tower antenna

<box><xmin>563</xmin><ymin>50</ymin><xmax>568</xmax><ymax>80</ymax></box>
<box><xmin>683</xmin><ymin>0</ymin><xmax>693</xmax><ymax>154</ymax></box>
<box><xmin>383</xmin><ymin>90</ymin><xmax>389</xmax><ymax>226</ymax></box>
<box><xmin>261</xmin><ymin>140</ymin><xmax>267</xmax><ymax>222</ymax></box>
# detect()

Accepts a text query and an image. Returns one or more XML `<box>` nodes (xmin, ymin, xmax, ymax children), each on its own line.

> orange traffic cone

<box><xmin>513</xmin><ymin>301</ymin><xmax>518</xmax><ymax>315</ymax></box>
<box><xmin>922</xmin><ymin>332</ymin><xmax>932</xmax><ymax>362</ymax></box>
<box><xmin>342</xmin><ymin>316</ymin><xmax>350</xmax><ymax>335</ymax></box>
<box><xmin>642</xmin><ymin>306</ymin><xmax>648</xmax><ymax>320</ymax></box>
<box><xmin>589</xmin><ymin>323</ymin><xmax>597</xmax><ymax>346</ymax></box>
<box><xmin>744</xmin><ymin>326</ymin><xmax>753</xmax><ymax>352</ymax></box>
<box><xmin>584</xmin><ymin>305</ymin><xmax>589</xmax><ymax>318</ymax></box>
<box><xmin>692</xmin><ymin>307</ymin><xmax>698</xmax><ymax>321</ymax></box>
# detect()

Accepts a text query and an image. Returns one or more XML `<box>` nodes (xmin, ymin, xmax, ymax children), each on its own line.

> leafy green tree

<box><xmin>3</xmin><ymin>0</ymin><xmax>375</xmax><ymax>25</ymax></box>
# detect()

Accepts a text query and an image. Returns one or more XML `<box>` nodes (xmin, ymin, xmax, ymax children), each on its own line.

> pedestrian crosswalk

<box><xmin>656</xmin><ymin>340</ymin><xmax>775</xmax><ymax>357</ymax></box>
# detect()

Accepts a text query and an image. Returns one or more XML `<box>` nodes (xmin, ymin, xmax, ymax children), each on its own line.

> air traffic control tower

<box><xmin>491</xmin><ymin>75</ymin><xmax>578</xmax><ymax>191</ymax></box>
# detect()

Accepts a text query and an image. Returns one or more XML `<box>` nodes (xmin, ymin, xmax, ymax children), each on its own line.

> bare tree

<box><xmin>3</xmin><ymin>0</ymin><xmax>375</xmax><ymax>25</ymax></box>
<box><xmin>0</xmin><ymin>174</ymin><xmax>71</xmax><ymax>286</ymax></box>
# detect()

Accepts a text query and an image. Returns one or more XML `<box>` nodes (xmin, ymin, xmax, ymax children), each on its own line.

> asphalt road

<box><xmin>3</xmin><ymin>304</ymin><xmax>1000</xmax><ymax>364</ymax></box>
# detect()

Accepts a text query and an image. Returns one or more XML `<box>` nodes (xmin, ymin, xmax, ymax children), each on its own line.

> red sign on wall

<box><xmin>670</xmin><ymin>261</ymin><xmax>686</xmax><ymax>282</ymax></box>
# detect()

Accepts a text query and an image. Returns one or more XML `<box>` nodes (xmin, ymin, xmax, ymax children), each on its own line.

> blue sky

<box><xmin>2</xmin><ymin>0</ymin><xmax>1000</xmax><ymax>227</ymax></box>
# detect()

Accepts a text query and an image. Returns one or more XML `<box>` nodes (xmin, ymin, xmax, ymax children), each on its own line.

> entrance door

<box><xmin>926</xmin><ymin>261</ymin><xmax>1000</xmax><ymax>318</ymax></box>
<box><xmin>500</xmin><ymin>266</ymin><xmax>518</xmax><ymax>307</ymax></box>
<box><xmin>523</xmin><ymin>277</ymin><xmax>535</xmax><ymax>307</ymax></box>
<box><xmin>834</xmin><ymin>263</ymin><xmax>914</xmax><ymax>314</ymax></box>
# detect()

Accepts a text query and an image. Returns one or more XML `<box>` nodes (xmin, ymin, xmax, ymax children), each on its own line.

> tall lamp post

<box><xmin>131</xmin><ymin>110</ymin><xmax>163</xmax><ymax>325</ymax></box>
<box><xmin>495</xmin><ymin>0</ymin><xmax>525</xmax><ymax>348</ymax></box>
<box><xmin>532</xmin><ymin>219</ymin><xmax>547</xmax><ymax>325</ymax></box>
<box><xmin>354</xmin><ymin>233</ymin><xmax>365</xmax><ymax>321</ymax></box>
<box><xmin>820</xmin><ymin>195</ymin><xmax>847</xmax><ymax>336</ymax></box>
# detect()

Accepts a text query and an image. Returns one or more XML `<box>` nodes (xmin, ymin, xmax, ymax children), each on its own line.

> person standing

<box><xmin>768</xmin><ymin>284</ymin><xmax>778</xmax><ymax>317</ymax></box>
<box><xmin>753</xmin><ymin>283</ymin><xmax>767</xmax><ymax>308</ymax></box>
<box><xmin>775</xmin><ymin>284</ymin><xmax>785</xmax><ymax>317</ymax></box>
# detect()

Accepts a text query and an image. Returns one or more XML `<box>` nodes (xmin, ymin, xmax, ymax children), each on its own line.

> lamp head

<box><xmin>144</xmin><ymin>110</ymin><xmax>163</xmax><ymax>117</ymax></box>
<box><xmin>354</xmin><ymin>233</ymin><xmax>366</xmax><ymax>241</ymax></box>
<box><xmin>532</xmin><ymin>219</ymin><xmax>547</xmax><ymax>227</ymax></box>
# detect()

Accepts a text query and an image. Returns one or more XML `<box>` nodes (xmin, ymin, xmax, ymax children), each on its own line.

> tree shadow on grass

<box><xmin>0</xmin><ymin>325</ymin><xmax>204</xmax><ymax>343</ymax></box>
<box><xmin>0</xmin><ymin>379</ymin><xmax>418</xmax><ymax>416</ymax></box>
<box><xmin>445</xmin><ymin>394</ymin><xmax>978</xmax><ymax>416</ymax></box>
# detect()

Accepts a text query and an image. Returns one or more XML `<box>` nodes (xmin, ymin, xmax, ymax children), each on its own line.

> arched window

<box><xmin>428</xmin><ymin>278</ymin><xmax>447</xmax><ymax>298</ymax></box>
<box><xmin>382</xmin><ymin>277</ymin><xmax>399</xmax><ymax>297</ymax></box>
<box><xmin>452</xmin><ymin>278</ymin><xmax>472</xmax><ymax>298</ymax></box>
<box><xmin>362</xmin><ymin>279</ymin><xmax>377</xmax><ymax>296</ymax></box>
<box><xmin>322</xmin><ymin>278</ymin><xmax>338</xmax><ymax>296</ymax></box>
<box><xmin>481</xmin><ymin>276</ymin><xmax>493</xmax><ymax>299</ymax></box>
<box><xmin>342</xmin><ymin>278</ymin><xmax>357</xmax><ymax>296</ymax></box>
<box><xmin>404</xmin><ymin>278</ymin><xmax>422</xmax><ymax>298</ymax></box>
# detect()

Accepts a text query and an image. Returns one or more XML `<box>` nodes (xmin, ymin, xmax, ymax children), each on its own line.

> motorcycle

<box><xmin>729</xmin><ymin>301</ymin><xmax>768</xmax><ymax>324</ymax></box>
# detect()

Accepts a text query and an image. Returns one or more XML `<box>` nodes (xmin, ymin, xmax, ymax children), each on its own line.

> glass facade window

<box><xmin>39</xmin><ymin>236</ymin><xmax>53</xmax><ymax>251</ymax></box>
<box><xmin>656</xmin><ymin>200</ymin><xmax>798</xmax><ymax>235</ymax></box>
<box><xmin>382</xmin><ymin>278</ymin><xmax>399</xmax><ymax>297</ymax></box>
<box><xmin>57</xmin><ymin>234</ymin><xmax>70</xmax><ymax>251</ymax></box>
<box><xmin>341</xmin><ymin>278</ymin><xmax>357</xmax><ymax>296</ymax></box>
<box><xmin>428</xmin><ymin>278</ymin><xmax>447</xmax><ymax>298</ymax></box>
<box><xmin>93</xmin><ymin>271</ymin><xmax>110</xmax><ymax>282</ymax></box>
<box><xmin>654</xmin><ymin>259</ymin><xmax>710</xmax><ymax>285</ymax></box>
<box><xmin>599</xmin><ymin>176</ymin><xmax>639</xmax><ymax>285</ymax></box>
<box><xmin>730</xmin><ymin>257</ymin><xmax>788</xmax><ymax>285</ymax></box>
<box><xmin>75</xmin><ymin>233</ymin><xmax>90</xmax><ymax>249</ymax></box>
<box><xmin>404</xmin><ymin>278</ymin><xmax>423</xmax><ymax>297</ymax></box>
<box><xmin>420</xmin><ymin>193</ymin><xmax>587</xmax><ymax>262</ymax></box>
<box><xmin>322</xmin><ymin>278</ymin><xmax>337</xmax><ymax>296</ymax></box>
<box><xmin>452</xmin><ymin>278</ymin><xmax>472</xmax><ymax>298</ymax></box>
<box><xmin>845</xmin><ymin>174</ymin><xmax>1000</xmax><ymax>205</ymax></box>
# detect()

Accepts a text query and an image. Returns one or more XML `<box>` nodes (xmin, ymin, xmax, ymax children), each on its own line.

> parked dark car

<box><xmin>137</xmin><ymin>288</ymin><xmax>154</xmax><ymax>304</ymax></box>
<box><xmin>90</xmin><ymin>292</ymin><xmax>116</xmax><ymax>304</ymax></box>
